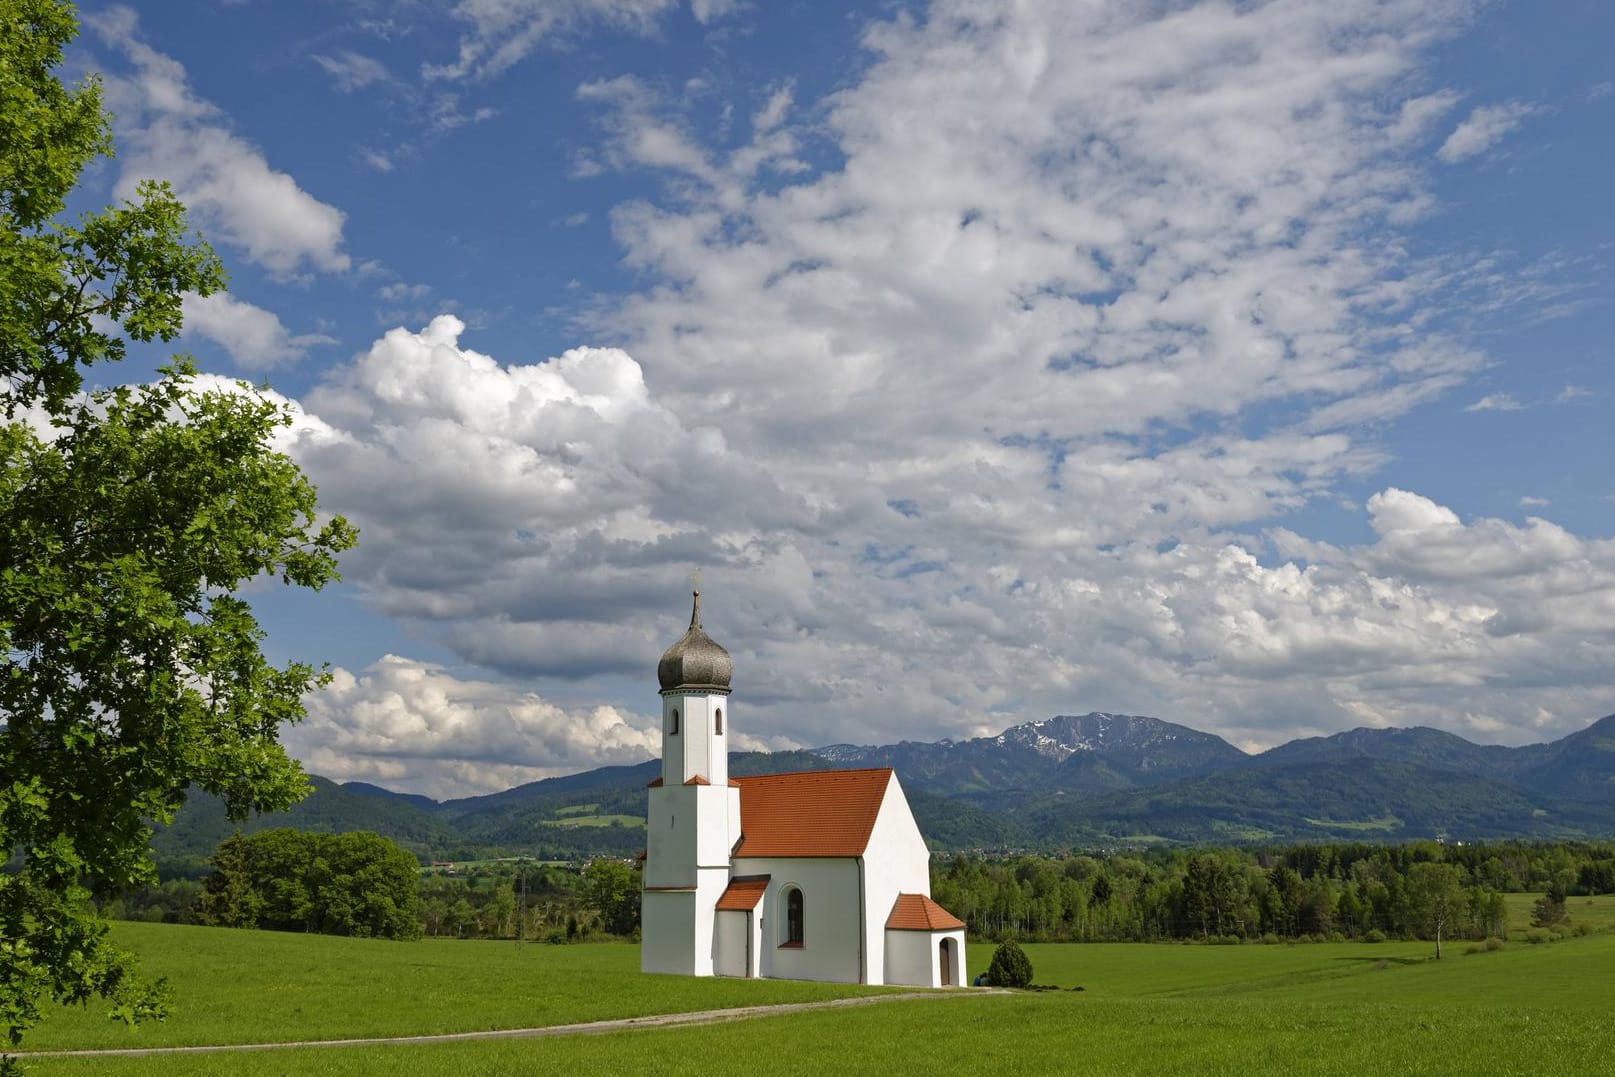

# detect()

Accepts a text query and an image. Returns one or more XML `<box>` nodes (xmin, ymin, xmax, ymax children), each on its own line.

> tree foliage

<box><xmin>582</xmin><ymin>859</ymin><xmax>640</xmax><ymax>937</ymax></box>
<box><xmin>1406</xmin><ymin>862</ymin><xmax>1464</xmax><ymax>959</ymax></box>
<box><xmin>196</xmin><ymin>831</ymin><xmax>421</xmax><ymax>940</ymax></box>
<box><xmin>1530</xmin><ymin>881</ymin><xmax>1569</xmax><ymax>930</ymax></box>
<box><xmin>0</xmin><ymin>0</ymin><xmax>354</xmax><ymax>1051</ymax></box>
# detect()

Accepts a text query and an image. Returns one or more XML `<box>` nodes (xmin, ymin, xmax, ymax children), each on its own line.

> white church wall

<box><xmin>694</xmin><ymin>786</ymin><xmax>740</xmax><ymax>867</ymax></box>
<box><xmin>665</xmin><ymin>692</ymin><xmax>730</xmax><ymax>786</ymax></box>
<box><xmin>883</xmin><ymin>928</ymin><xmax>967</xmax><ymax>987</ymax></box>
<box><xmin>938</xmin><ymin>929</ymin><xmax>965</xmax><ymax>985</ymax></box>
<box><xmin>858</xmin><ymin>773</ymin><xmax>935</xmax><ymax>985</ymax></box>
<box><xmin>737</xmin><ymin>857</ymin><xmax>864</xmax><ymax>983</ymax></box>
<box><xmin>645</xmin><ymin>785</ymin><xmax>735</xmax><ymax>890</ymax></box>
<box><xmin>713</xmin><ymin>910</ymin><xmax>749</xmax><ymax>977</ymax></box>
<box><xmin>693</xmin><ymin>869</ymin><xmax>729</xmax><ymax>976</ymax></box>
<box><xmin>883</xmin><ymin>930</ymin><xmax>933</xmax><ymax>987</ymax></box>
<box><xmin>644</xmin><ymin>787</ymin><xmax>695</xmax><ymax>889</ymax></box>
<box><xmin>641</xmin><ymin>889</ymin><xmax>696</xmax><ymax>974</ymax></box>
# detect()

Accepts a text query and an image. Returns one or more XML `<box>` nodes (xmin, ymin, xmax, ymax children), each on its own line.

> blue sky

<box><xmin>68</xmin><ymin>0</ymin><xmax>1613</xmax><ymax>797</ymax></box>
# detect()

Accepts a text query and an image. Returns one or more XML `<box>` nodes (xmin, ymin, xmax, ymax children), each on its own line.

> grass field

<box><xmin>16</xmin><ymin>902</ymin><xmax>1615</xmax><ymax>1075</ymax></box>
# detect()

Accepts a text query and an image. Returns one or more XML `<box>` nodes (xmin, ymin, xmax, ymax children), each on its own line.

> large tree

<box><xmin>196</xmin><ymin>831</ymin><xmax>420</xmax><ymax>940</ymax></box>
<box><xmin>0</xmin><ymin>0</ymin><xmax>354</xmax><ymax>1053</ymax></box>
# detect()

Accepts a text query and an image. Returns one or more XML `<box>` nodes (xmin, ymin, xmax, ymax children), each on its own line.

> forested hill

<box><xmin>150</xmin><ymin>712</ymin><xmax>1615</xmax><ymax>868</ymax></box>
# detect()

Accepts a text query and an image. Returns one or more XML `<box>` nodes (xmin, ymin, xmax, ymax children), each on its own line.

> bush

<box><xmin>1364</xmin><ymin>929</ymin><xmax>1387</xmax><ymax>943</ymax></box>
<box><xmin>987</xmin><ymin>940</ymin><xmax>1034</xmax><ymax>988</ymax></box>
<box><xmin>1525</xmin><ymin>928</ymin><xmax>1550</xmax><ymax>945</ymax></box>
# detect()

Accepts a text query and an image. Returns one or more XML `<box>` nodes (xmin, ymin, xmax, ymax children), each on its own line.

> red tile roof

<box><xmin>886</xmin><ymin>893</ymin><xmax>965</xmax><ymax>931</ymax></box>
<box><xmin>732</xmin><ymin>768</ymin><xmax>893</xmax><ymax>858</ymax></box>
<box><xmin>714</xmin><ymin>876</ymin><xmax>769</xmax><ymax>911</ymax></box>
<box><xmin>684</xmin><ymin>775</ymin><xmax>710</xmax><ymax>786</ymax></box>
<box><xmin>647</xmin><ymin>777</ymin><xmax>663</xmax><ymax>787</ymax></box>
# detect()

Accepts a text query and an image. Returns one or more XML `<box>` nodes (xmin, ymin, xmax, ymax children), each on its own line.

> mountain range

<box><xmin>150</xmin><ymin>711</ymin><xmax>1615</xmax><ymax>868</ymax></box>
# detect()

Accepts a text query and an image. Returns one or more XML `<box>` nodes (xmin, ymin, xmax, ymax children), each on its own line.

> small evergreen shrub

<box><xmin>1364</xmin><ymin>929</ymin><xmax>1387</xmax><ymax>943</ymax></box>
<box><xmin>987</xmin><ymin>940</ymin><xmax>1034</xmax><ymax>988</ymax></box>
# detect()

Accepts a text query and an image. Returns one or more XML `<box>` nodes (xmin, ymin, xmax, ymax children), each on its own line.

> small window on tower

<box><xmin>715</xmin><ymin>708</ymin><xmax>724</xmax><ymax>735</ymax></box>
<box><xmin>670</xmin><ymin>709</ymin><xmax>680</xmax><ymax>735</ymax></box>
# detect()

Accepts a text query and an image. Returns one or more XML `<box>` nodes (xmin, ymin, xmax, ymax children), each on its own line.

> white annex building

<box><xmin>640</xmin><ymin>592</ymin><xmax>967</xmax><ymax>987</ymax></box>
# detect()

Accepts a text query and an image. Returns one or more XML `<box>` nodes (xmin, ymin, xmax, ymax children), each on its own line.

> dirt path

<box><xmin>20</xmin><ymin>989</ymin><xmax>1004</xmax><ymax>1058</ymax></box>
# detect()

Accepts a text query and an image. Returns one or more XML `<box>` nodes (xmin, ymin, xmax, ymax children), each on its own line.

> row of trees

<box><xmin>418</xmin><ymin>859</ymin><xmax>639</xmax><ymax>941</ymax></box>
<box><xmin>932</xmin><ymin>841</ymin><xmax>1615</xmax><ymax>946</ymax></box>
<box><xmin>111</xmin><ymin>835</ymin><xmax>644</xmax><ymax>944</ymax></box>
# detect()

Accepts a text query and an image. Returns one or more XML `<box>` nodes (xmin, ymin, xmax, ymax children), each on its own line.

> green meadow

<box><xmin>17</xmin><ymin>901</ymin><xmax>1615</xmax><ymax>1076</ymax></box>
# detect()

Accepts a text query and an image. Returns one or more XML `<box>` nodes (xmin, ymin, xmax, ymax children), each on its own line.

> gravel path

<box><xmin>20</xmin><ymin>989</ymin><xmax>1004</xmax><ymax>1058</ymax></box>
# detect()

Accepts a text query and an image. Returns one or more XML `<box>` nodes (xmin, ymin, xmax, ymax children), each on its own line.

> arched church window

<box><xmin>714</xmin><ymin>708</ymin><xmax>723</xmax><ymax>735</ymax></box>
<box><xmin>669</xmin><ymin>709</ymin><xmax>680</xmax><ymax>735</ymax></box>
<box><xmin>783</xmin><ymin>887</ymin><xmax>804</xmax><ymax>946</ymax></box>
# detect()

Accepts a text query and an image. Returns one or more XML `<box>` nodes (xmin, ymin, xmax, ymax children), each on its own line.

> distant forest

<box><xmin>934</xmin><ymin>840</ymin><xmax>1615</xmax><ymax>943</ymax></box>
<box><xmin>112</xmin><ymin>836</ymin><xmax>1615</xmax><ymax>945</ymax></box>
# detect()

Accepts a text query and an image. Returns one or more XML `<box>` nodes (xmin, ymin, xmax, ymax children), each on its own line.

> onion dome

<box><xmin>657</xmin><ymin>591</ymin><xmax>733</xmax><ymax>692</ymax></box>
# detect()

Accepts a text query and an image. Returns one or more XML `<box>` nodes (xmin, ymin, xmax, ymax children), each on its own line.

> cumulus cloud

<box><xmin>181</xmin><ymin>292</ymin><xmax>334</xmax><ymax>368</ymax></box>
<box><xmin>1438</xmin><ymin>101</ymin><xmax>1537</xmax><ymax>163</ymax></box>
<box><xmin>288</xmin><ymin>656</ymin><xmax>660</xmax><ymax>798</ymax></box>
<box><xmin>87</xmin><ymin>8</ymin><xmax>350</xmax><ymax>276</ymax></box>
<box><xmin>253</xmin><ymin>0</ymin><xmax>1615</xmax><ymax>793</ymax></box>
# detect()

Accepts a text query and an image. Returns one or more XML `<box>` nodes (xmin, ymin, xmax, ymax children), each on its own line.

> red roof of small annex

<box><xmin>714</xmin><ymin>876</ymin><xmax>769</xmax><ymax>911</ymax></box>
<box><xmin>732</xmin><ymin>768</ymin><xmax>893</xmax><ymax>858</ymax></box>
<box><xmin>886</xmin><ymin>893</ymin><xmax>965</xmax><ymax>932</ymax></box>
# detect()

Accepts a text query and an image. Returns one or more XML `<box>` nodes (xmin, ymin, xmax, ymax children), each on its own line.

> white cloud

<box><xmin>181</xmin><ymin>292</ymin><xmax>334</xmax><ymax>368</ymax></box>
<box><xmin>1519</xmin><ymin>496</ymin><xmax>1549</xmax><ymax>508</ymax></box>
<box><xmin>88</xmin><ymin>8</ymin><xmax>351</xmax><ymax>276</ymax></box>
<box><xmin>1464</xmin><ymin>392</ymin><xmax>1523</xmax><ymax>412</ymax></box>
<box><xmin>313</xmin><ymin>50</ymin><xmax>395</xmax><ymax>94</ymax></box>
<box><xmin>358</xmin><ymin>147</ymin><xmax>395</xmax><ymax>173</ymax></box>
<box><xmin>1438</xmin><ymin>101</ymin><xmax>1537</xmax><ymax>163</ymax></box>
<box><xmin>243</xmin><ymin>0</ymin><xmax>1615</xmax><ymax>793</ymax></box>
<box><xmin>426</xmin><ymin>0</ymin><xmax>681</xmax><ymax>82</ymax></box>
<box><xmin>289</xmin><ymin>656</ymin><xmax>659</xmax><ymax>798</ymax></box>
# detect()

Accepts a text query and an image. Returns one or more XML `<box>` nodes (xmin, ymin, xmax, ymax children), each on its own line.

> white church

<box><xmin>640</xmin><ymin>593</ymin><xmax>967</xmax><ymax>987</ymax></box>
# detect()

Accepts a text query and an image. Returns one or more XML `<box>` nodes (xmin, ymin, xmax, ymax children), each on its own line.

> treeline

<box><xmin>932</xmin><ymin>840</ymin><xmax>1615</xmax><ymax>943</ymax></box>
<box><xmin>418</xmin><ymin>859</ymin><xmax>640</xmax><ymax>942</ymax></box>
<box><xmin>112</xmin><ymin>830</ymin><xmax>643</xmax><ymax>943</ymax></box>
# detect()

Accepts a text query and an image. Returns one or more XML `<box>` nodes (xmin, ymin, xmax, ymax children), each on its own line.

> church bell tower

<box><xmin>640</xmin><ymin>592</ymin><xmax>741</xmax><ymax>975</ymax></box>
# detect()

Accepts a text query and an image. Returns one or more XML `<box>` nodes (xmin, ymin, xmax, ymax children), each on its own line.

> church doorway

<box><xmin>939</xmin><ymin>938</ymin><xmax>954</xmax><ymax>985</ymax></box>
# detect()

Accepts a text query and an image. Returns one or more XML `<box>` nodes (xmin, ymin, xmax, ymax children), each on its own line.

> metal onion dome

<box><xmin>657</xmin><ymin>591</ymin><xmax>733</xmax><ymax>692</ymax></box>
